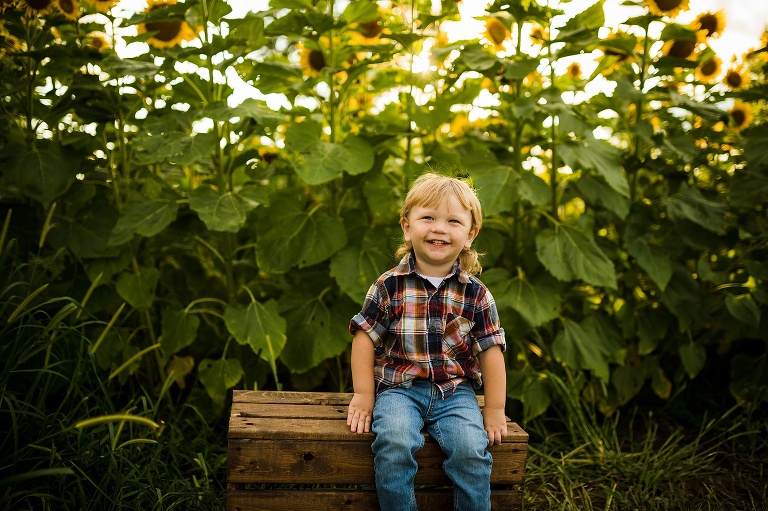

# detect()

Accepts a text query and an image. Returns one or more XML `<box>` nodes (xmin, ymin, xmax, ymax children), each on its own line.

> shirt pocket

<box><xmin>442</xmin><ymin>314</ymin><xmax>474</xmax><ymax>360</ymax></box>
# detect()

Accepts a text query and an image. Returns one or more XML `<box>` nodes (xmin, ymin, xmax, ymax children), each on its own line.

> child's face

<box><xmin>400</xmin><ymin>194</ymin><xmax>479</xmax><ymax>277</ymax></box>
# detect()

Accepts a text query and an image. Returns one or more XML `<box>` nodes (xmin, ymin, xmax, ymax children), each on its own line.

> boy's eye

<box><xmin>422</xmin><ymin>216</ymin><xmax>434</xmax><ymax>221</ymax></box>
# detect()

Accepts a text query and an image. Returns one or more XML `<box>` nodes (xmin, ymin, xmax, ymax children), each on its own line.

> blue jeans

<box><xmin>371</xmin><ymin>380</ymin><xmax>492</xmax><ymax>511</ymax></box>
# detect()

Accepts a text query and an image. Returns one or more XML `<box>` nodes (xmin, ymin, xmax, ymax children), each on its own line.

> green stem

<box><xmin>630</xmin><ymin>21</ymin><xmax>651</xmax><ymax>204</ymax></box>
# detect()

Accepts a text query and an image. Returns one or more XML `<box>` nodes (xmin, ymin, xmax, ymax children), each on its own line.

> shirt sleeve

<box><xmin>470</xmin><ymin>286</ymin><xmax>506</xmax><ymax>356</ymax></box>
<box><xmin>349</xmin><ymin>280</ymin><xmax>390</xmax><ymax>347</ymax></box>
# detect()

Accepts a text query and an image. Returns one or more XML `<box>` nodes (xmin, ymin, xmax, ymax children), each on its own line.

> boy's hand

<box><xmin>482</xmin><ymin>406</ymin><xmax>508</xmax><ymax>446</ymax></box>
<box><xmin>347</xmin><ymin>392</ymin><xmax>374</xmax><ymax>434</ymax></box>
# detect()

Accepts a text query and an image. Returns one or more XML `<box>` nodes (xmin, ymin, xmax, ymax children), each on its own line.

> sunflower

<box><xmin>529</xmin><ymin>23</ymin><xmax>547</xmax><ymax>44</ymax></box>
<box><xmin>0</xmin><ymin>0</ymin><xmax>16</xmax><ymax>12</ymax></box>
<box><xmin>258</xmin><ymin>146</ymin><xmax>279</xmax><ymax>164</ymax></box>
<box><xmin>485</xmin><ymin>17</ymin><xmax>509</xmax><ymax>51</ymax></box>
<box><xmin>566</xmin><ymin>62</ymin><xmax>582</xmax><ymax>79</ymax></box>
<box><xmin>18</xmin><ymin>0</ymin><xmax>54</xmax><ymax>15</ymax></box>
<box><xmin>723</xmin><ymin>66</ymin><xmax>750</xmax><ymax>90</ymax></box>
<box><xmin>55</xmin><ymin>0</ymin><xmax>80</xmax><ymax>20</ymax></box>
<box><xmin>727</xmin><ymin>101</ymin><xmax>753</xmax><ymax>133</ymax></box>
<box><xmin>694</xmin><ymin>10</ymin><xmax>725</xmax><ymax>39</ymax></box>
<box><xmin>81</xmin><ymin>0</ymin><xmax>119</xmax><ymax>12</ymax></box>
<box><xmin>696</xmin><ymin>54</ymin><xmax>721</xmax><ymax>82</ymax></box>
<box><xmin>661</xmin><ymin>29</ymin><xmax>705</xmax><ymax>59</ymax></box>
<box><xmin>298</xmin><ymin>43</ymin><xmax>326</xmax><ymax>76</ymax></box>
<box><xmin>644</xmin><ymin>0</ymin><xmax>690</xmax><ymax>18</ymax></box>
<box><xmin>137</xmin><ymin>0</ymin><xmax>199</xmax><ymax>50</ymax></box>
<box><xmin>87</xmin><ymin>31</ymin><xmax>111</xmax><ymax>51</ymax></box>
<box><xmin>350</xmin><ymin>16</ymin><xmax>383</xmax><ymax>45</ymax></box>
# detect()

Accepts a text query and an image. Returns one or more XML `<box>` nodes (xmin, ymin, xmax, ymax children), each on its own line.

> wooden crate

<box><xmin>227</xmin><ymin>390</ymin><xmax>528</xmax><ymax>511</ymax></box>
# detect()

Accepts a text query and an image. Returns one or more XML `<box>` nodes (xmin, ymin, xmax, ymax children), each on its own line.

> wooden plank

<box><xmin>232</xmin><ymin>389</ymin><xmax>490</xmax><ymax>408</ymax></box>
<box><xmin>226</xmin><ymin>487</ymin><xmax>522</xmax><ymax>511</ymax></box>
<box><xmin>228</xmin><ymin>438</ymin><xmax>527</xmax><ymax>485</ymax></box>
<box><xmin>231</xmin><ymin>402</ymin><xmax>350</xmax><ymax>420</ymax></box>
<box><xmin>229</xmin><ymin>414</ymin><xmax>529</xmax><ymax>444</ymax></box>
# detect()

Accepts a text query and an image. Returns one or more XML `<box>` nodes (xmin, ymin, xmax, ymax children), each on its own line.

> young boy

<box><xmin>347</xmin><ymin>173</ymin><xmax>507</xmax><ymax>511</ymax></box>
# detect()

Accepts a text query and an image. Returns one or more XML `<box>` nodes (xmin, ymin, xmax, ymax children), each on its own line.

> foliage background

<box><xmin>1</xmin><ymin>0</ymin><xmax>767</xmax><ymax>508</ymax></box>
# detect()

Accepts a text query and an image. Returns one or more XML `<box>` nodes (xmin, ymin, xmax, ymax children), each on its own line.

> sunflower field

<box><xmin>1</xmin><ymin>0</ymin><xmax>767</xmax><ymax>509</ymax></box>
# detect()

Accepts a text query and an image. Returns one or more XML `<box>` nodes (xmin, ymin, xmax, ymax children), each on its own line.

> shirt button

<box><xmin>429</xmin><ymin>325</ymin><xmax>436</xmax><ymax>333</ymax></box>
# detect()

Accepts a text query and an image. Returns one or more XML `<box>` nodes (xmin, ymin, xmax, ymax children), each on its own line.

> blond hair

<box><xmin>395</xmin><ymin>173</ymin><xmax>484</xmax><ymax>275</ymax></box>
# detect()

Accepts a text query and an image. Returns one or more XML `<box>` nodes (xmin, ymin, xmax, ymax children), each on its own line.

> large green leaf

<box><xmin>160</xmin><ymin>308</ymin><xmax>200</xmax><ymax>362</ymax></box>
<box><xmin>627</xmin><ymin>237</ymin><xmax>673</xmax><ymax>291</ymax></box>
<box><xmin>536</xmin><ymin>224</ymin><xmax>617</xmax><ymax>288</ymax></box>
<box><xmin>47</xmin><ymin>200</ymin><xmax>121</xmax><ymax>259</ymax></box>
<box><xmin>257</xmin><ymin>196</ymin><xmax>347</xmax><ymax>273</ymax></box>
<box><xmin>661</xmin><ymin>266</ymin><xmax>701</xmax><ymax>330</ymax></box>
<box><xmin>507</xmin><ymin>369</ymin><xmax>551</xmax><ymax>422</ymax></box>
<box><xmin>554</xmin><ymin>0</ymin><xmax>604</xmax><ymax>43</ymax></box>
<box><xmin>224</xmin><ymin>299</ymin><xmax>287</xmax><ymax>363</ymax></box>
<box><xmin>484</xmin><ymin>268</ymin><xmax>562</xmax><ymax>328</ymax></box>
<box><xmin>133</xmin><ymin>131</ymin><xmax>193</xmax><ymax>165</ymax></box>
<box><xmin>198</xmin><ymin>358</ymin><xmax>243</xmax><ymax>404</ymax></box>
<box><xmin>115</xmin><ymin>268</ymin><xmax>160</xmax><ymax>310</ymax></box>
<box><xmin>557</xmin><ymin>138</ymin><xmax>629</xmax><ymax>198</ymax></box>
<box><xmin>612</xmin><ymin>364</ymin><xmax>645</xmax><ymax>405</ymax></box>
<box><xmin>468</xmin><ymin>164</ymin><xmax>520</xmax><ymax>215</ymax></box>
<box><xmin>664</xmin><ymin>182</ymin><xmax>725</xmax><ymax>234</ymax></box>
<box><xmin>725</xmin><ymin>294</ymin><xmax>761</xmax><ymax>329</ymax></box>
<box><xmin>679</xmin><ymin>344</ymin><xmax>706</xmax><ymax>379</ymax></box>
<box><xmin>279</xmin><ymin>292</ymin><xmax>352</xmax><ymax>373</ymax></box>
<box><xmin>552</xmin><ymin>317</ymin><xmax>611</xmax><ymax>381</ymax></box>
<box><xmin>109</xmin><ymin>194</ymin><xmax>179</xmax><ymax>245</ymax></box>
<box><xmin>285</xmin><ymin>121</ymin><xmax>374</xmax><ymax>184</ymax></box>
<box><xmin>331</xmin><ymin>245</ymin><xmax>392</xmax><ymax>304</ymax></box>
<box><xmin>4</xmin><ymin>142</ymin><xmax>76</xmax><ymax>207</ymax></box>
<box><xmin>189</xmin><ymin>184</ymin><xmax>268</xmax><ymax>233</ymax></box>
<box><xmin>572</xmin><ymin>174</ymin><xmax>629</xmax><ymax>219</ymax></box>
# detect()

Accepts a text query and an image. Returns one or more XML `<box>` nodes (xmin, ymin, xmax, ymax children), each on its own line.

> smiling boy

<box><xmin>347</xmin><ymin>173</ymin><xmax>507</xmax><ymax>511</ymax></box>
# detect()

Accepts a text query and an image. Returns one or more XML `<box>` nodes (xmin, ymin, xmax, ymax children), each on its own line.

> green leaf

<box><xmin>343</xmin><ymin>0</ymin><xmax>380</xmax><ymax>23</ymax></box>
<box><xmin>133</xmin><ymin>131</ymin><xmax>193</xmax><ymax>165</ymax></box>
<box><xmin>189</xmin><ymin>185</ymin><xmax>268</xmax><ymax>233</ymax></box>
<box><xmin>661</xmin><ymin>266</ymin><xmax>701</xmax><ymax>330</ymax></box>
<box><xmin>553</xmin><ymin>318</ymin><xmax>611</xmax><ymax>381</ymax></box>
<box><xmin>572</xmin><ymin>174</ymin><xmax>629</xmax><ymax>219</ymax></box>
<box><xmin>729</xmin><ymin>352</ymin><xmax>768</xmax><ymax>405</ymax></box>
<box><xmin>743</xmin><ymin>125</ymin><xmax>768</xmax><ymax>168</ymax></box>
<box><xmin>109</xmin><ymin>194</ymin><xmax>179</xmax><ymax>245</ymax></box>
<box><xmin>224</xmin><ymin>299</ymin><xmax>287</xmax><ymax>363</ymax></box>
<box><xmin>664</xmin><ymin>182</ymin><xmax>725</xmax><ymax>234</ymax></box>
<box><xmin>636</xmin><ymin>308</ymin><xmax>670</xmax><ymax>355</ymax></box>
<box><xmin>285</xmin><ymin>122</ymin><xmax>374</xmax><ymax>184</ymax></box>
<box><xmin>331</xmin><ymin>245</ymin><xmax>392</xmax><ymax>303</ymax></box>
<box><xmin>115</xmin><ymin>268</ymin><xmax>160</xmax><ymax>310</ymax></box>
<box><xmin>468</xmin><ymin>162</ymin><xmax>520</xmax><ymax>216</ymax></box>
<box><xmin>232</xmin><ymin>99</ymin><xmax>287</xmax><ymax>128</ymax></box>
<box><xmin>4</xmin><ymin>142</ymin><xmax>76</xmax><ymax>207</ymax></box>
<box><xmin>536</xmin><ymin>224</ymin><xmax>617</xmax><ymax>288</ymax></box>
<box><xmin>627</xmin><ymin>237</ymin><xmax>673</xmax><ymax>291</ymax></box>
<box><xmin>558</xmin><ymin>138</ymin><xmax>629</xmax><ymax>197</ymax></box>
<box><xmin>612</xmin><ymin>364</ymin><xmax>645</xmax><ymax>405</ymax></box>
<box><xmin>248</xmin><ymin>62</ymin><xmax>304</xmax><ymax>94</ymax></box>
<box><xmin>518</xmin><ymin>172</ymin><xmax>550</xmax><ymax>207</ymax></box>
<box><xmin>279</xmin><ymin>292</ymin><xmax>351</xmax><ymax>373</ymax></box>
<box><xmin>457</xmin><ymin>44</ymin><xmax>500</xmax><ymax>71</ymax></box>
<box><xmin>484</xmin><ymin>268</ymin><xmax>562</xmax><ymax>328</ymax></box>
<box><xmin>507</xmin><ymin>369</ymin><xmax>551</xmax><ymax>422</ymax></box>
<box><xmin>257</xmin><ymin>196</ymin><xmax>347</xmax><ymax>273</ymax></box>
<box><xmin>554</xmin><ymin>0</ymin><xmax>604</xmax><ymax>43</ymax></box>
<box><xmin>679</xmin><ymin>344</ymin><xmax>706</xmax><ymax>379</ymax></box>
<box><xmin>227</xmin><ymin>14</ymin><xmax>266</xmax><ymax>47</ymax></box>
<box><xmin>198</xmin><ymin>358</ymin><xmax>243</xmax><ymax>404</ymax></box>
<box><xmin>160</xmin><ymin>308</ymin><xmax>200</xmax><ymax>361</ymax></box>
<box><xmin>725</xmin><ymin>294</ymin><xmax>761</xmax><ymax>329</ymax></box>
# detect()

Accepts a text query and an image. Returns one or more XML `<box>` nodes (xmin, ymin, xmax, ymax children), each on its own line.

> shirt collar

<box><xmin>393</xmin><ymin>252</ymin><xmax>471</xmax><ymax>284</ymax></box>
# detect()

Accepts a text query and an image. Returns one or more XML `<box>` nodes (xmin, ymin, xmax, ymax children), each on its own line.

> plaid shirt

<box><xmin>349</xmin><ymin>253</ymin><xmax>506</xmax><ymax>399</ymax></box>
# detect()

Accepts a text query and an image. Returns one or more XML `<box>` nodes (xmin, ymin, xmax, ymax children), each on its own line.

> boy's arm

<box><xmin>477</xmin><ymin>345</ymin><xmax>507</xmax><ymax>446</ymax></box>
<box><xmin>347</xmin><ymin>329</ymin><xmax>376</xmax><ymax>434</ymax></box>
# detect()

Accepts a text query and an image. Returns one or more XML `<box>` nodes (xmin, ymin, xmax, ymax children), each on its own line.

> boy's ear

<box><xmin>465</xmin><ymin>225</ymin><xmax>479</xmax><ymax>249</ymax></box>
<box><xmin>400</xmin><ymin>217</ymin><xmax>412</xmax><ymax>242</ymax></box>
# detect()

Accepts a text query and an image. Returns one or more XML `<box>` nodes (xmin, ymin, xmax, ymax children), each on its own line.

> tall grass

<box><xmin>522</xmin><ymin>371</ymin><xmax>768</xmax><ymax>510</ymax></box>
<box><xmin>0</xmin><ymin>237</ymin><xmax>227</xmax><ymax>511</ymax></box>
